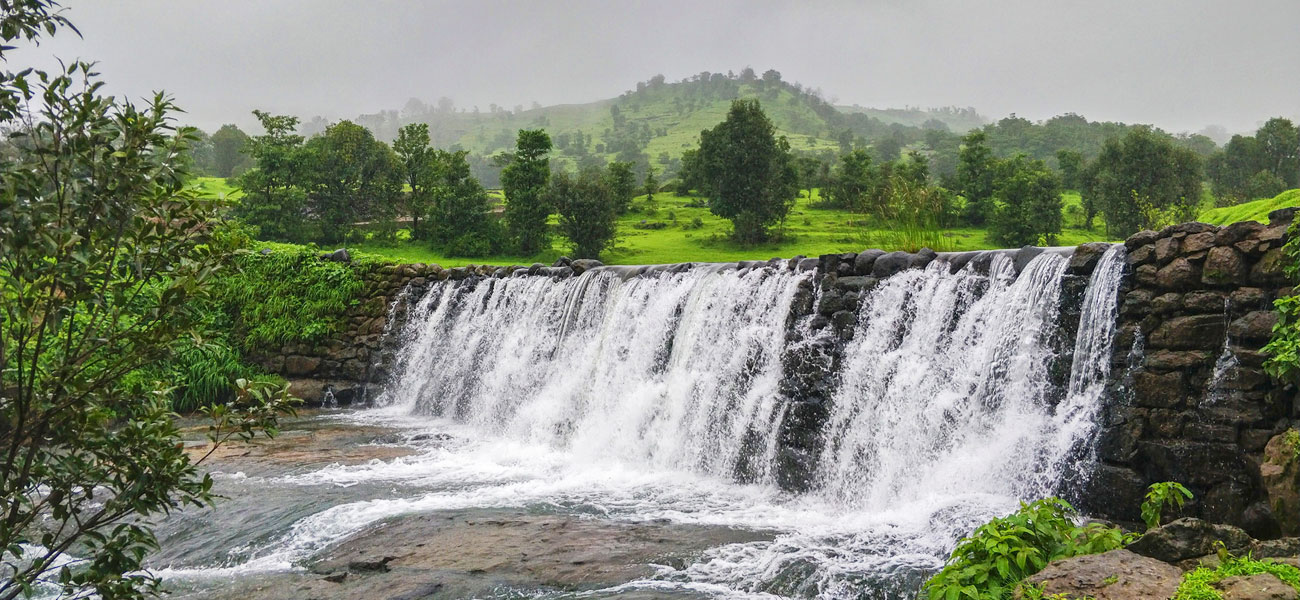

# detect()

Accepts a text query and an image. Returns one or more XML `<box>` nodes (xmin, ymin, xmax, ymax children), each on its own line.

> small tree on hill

<box><xmin>642</xmin><ymin>165</ymin><xmax>658</xmax><ymax>205</ymax></box>
<box><xmin>210</xmin><ymin>124</ymin><xmax>252</xmax><ymax>178</ymax></box>
<box><xmin>826</xmin><ymin>149</ymin><xmax>877</xmax><ymax>212</ymax></box>
<box><xmin>235</xmin><ymin>111</ymin><xmax>308</xmax><ymax>241</ymax></box>
<box><xmin>1085</xmin><ymin>126</ymin><xmax>1202</xmax><ymax>237</ymax></box>
<box><xmin>605</xmin><ymin>160</ymin><xmax>637</xmax><ymax>213</ymax></box>
<box><xmin>990</xmin><ymin>155</ymin><xmax>1064</xmax><ymax>247</ymax></box>
<box><xmin>302</xmin><ymin>120</ymin><xmax>404</xmax><ymax>244</ymax></box>
<box><xmin>501</xmin><ymin>129</ymin><xmax>553</xmax><ymax>254</ymax></box>
<box><xmin>393</xmin><ymin>123</ymin><xmax>438</xmax><ymax>240</ymax></box>
<box><xmin>958</xmin><ymin>130</ymin><xmax>996</xmax><ymax>225</ymax></box>
<box><xmin>695</xmin><ymin>99</ymin><xmax>799</xmax><ymax>244</ymax></box>
<box><xmin>550</xmin><ymin>168</ymin><xmax>619</xmax><ymax>259</ymax></box>
<box><xmin>431</xmin><ymin>150</ymin><xmax>499</xmax><ymax>256</ymax></box>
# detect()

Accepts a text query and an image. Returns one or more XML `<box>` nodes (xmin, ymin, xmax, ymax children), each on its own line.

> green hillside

<box><xmin>1199</xmin><ymin>189</ymin><xmax>1300</xmax><ymax>225</ymax></box>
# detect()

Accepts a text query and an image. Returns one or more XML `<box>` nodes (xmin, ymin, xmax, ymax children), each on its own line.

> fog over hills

<box><xmin>9</xmin><ymin>0</ymin><xmax>1298</xmax><ymax>136</ymax></box>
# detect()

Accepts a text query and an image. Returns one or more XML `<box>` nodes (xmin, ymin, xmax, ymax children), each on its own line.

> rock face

<box><xmin>1127</xmin><ymin>518</ymin><xmax>1254</xmax><ymax>563</ymax></box>
<box><xmin>1017</xmin><ymin>549</ymin><xmax>1183</xmax><ymax>600</ymax></box>
<box><xmin>1261</xmin><ymin>432</ymin><xmax>1300</xmax><ymax>536</ymax></box>
<box><xmin>1085</xmin><ymin>210</ymin><xmax>1297</xmax><ymax>538</ymax></box>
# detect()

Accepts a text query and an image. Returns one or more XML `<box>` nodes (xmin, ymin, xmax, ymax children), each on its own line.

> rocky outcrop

<box><xmin>1017</xmin><ymin>549</ymin><xmax>1183</xmax><ymax>600</ymax></box>
<box><xmin>1085</xmin><ymin>210</ymin><xmax>1297</xmax><ymax>538</ymax></box>
<box><xmin>1262</xmin><ymin>431</ymin><xmax>1300</xmax><ymax>536</ymax></box>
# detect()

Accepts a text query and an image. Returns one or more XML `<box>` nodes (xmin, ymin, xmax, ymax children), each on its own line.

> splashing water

<box><xmin>151</xmin><ymin>250</ymin><xmax>1129</xmax><ymax>599</ymax></box>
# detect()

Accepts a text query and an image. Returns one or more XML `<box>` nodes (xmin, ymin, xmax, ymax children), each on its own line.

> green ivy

<box><xmin>1263</xmin><ymin>219</ymin><xmax>1300</xmax><ymax>383</ymax></box>
<box><xmin>212</xmin><ymin>248</ymin><xmax>371</xmax><ymax>350</ymax></box>
<box><xmin>922</xmin><ymin>498</ymin><xmax>1135</xmax><ymax>600</ymax></box>
<box><xmin>1174</xmin><ymin>554</ymin><xmax>1300</xmax><ymax>600</ymax></box>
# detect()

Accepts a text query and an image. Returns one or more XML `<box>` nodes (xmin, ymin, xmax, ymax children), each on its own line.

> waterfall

<box><xmin>374</xmin><ymin>265</ymin><xmax>810</xmax><ymax>482</ymax></box>
<box><xmin>376</xmin><ymin>249</ymin><xmax>1128</xmax><ymax>506</ymax></box>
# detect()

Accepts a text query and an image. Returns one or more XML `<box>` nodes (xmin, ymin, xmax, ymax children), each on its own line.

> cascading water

<box><xmin>148</xmin><ymin>248</ymin><xmax>1130</xmax><ymax>599</ymax></box>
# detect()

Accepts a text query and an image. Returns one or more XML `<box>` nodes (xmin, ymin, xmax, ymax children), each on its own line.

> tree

<box><xmin>550</xmin><ymin>168</ymin><xmax>619</xmax><ymax>259</ymax></box>
<box><xmin>1055</xmin><ymin>149</ymin><xmax>1084</xmax><ymax>190</ymax></box>
<box><xmin>604</xmin><ymin>160</ymin><xmax>636</xmax><ymax>213</ymax></box>
<box><xmin>393</xmin><ymin>123</ymin><xmax>437</xmax><ymax>239</ymax></box>
<box><xmin>695</xmin><ymin>99</ymin><xmax>799</xmax><ymax>244</ymax></box>
<box><xmin>302</xmin><ymin>120</ymin><xmax>404</xmax><ymax>244</ymax></box>
<box><xmin>1085</xmin><ymin>126</ymin><xmax>1202</xmax><ymax>237</ymax></box>
<box><xmin>958</xmin><ymin>130</ymin><xmax>997</xmax><ymax>225</ymax></box>
<box><xmin>501</xmin><ymin>129</ymin><xmax>553</xmax><ymax>254</ymax></box>
<box><xmin>1256</xmin><ymin>117</ymin><xmax>1299</xmax><ymax>188</ymax></box>
<box><xmin>235</xmin><ymin>111</ymin><xmax>308</xmax><ymax>241</ymax></box>
<box><xmin>430</xmin><ymin>150</ymin><xmax>499</xmax><ymax>256</ymax></box>
<box><xmin>989</xmin><ymin>155</ymin><xmax>1064</xmax><ymax>247</ymax></box>
<box><xmin>0</xmin><ymin>5</ymin><xmax>292</xmax><ymax>598</ymax></box>
<box><xmin>642</xmin><ymin>165</ymin><xmax>658</xmax><ymax>204</ymax></box>
<box><xmin>825</xmin><ymin>149</ymin><xmax>877</xmax><ymax>211</ymax></box>
<box><xmin>210</xmin><ymin>124</ymin><xmax>252</xmax><ymax>178</ymax></box>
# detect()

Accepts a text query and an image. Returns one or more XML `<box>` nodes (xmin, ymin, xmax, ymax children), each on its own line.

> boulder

<box><xmin>1204</xmin><ymin>246</ymin><xmax>1249</xmax><ymax>285</ymax></box>
<box><xmin>320</xmin><ymin>248</ymin><xmax>351</xmax><ymax>262</ymax></box>
<box><xmin>1126</xmin><ymin>229</ymin><xmax>1161</xmax><ymax>250</ymax></box>
<box><xmin>854</xmin><ymin>249</ymin><xmax>885</xmax><ymax>275</ymax></box>
<box><xmin>1128</xmin><ymin>518</ymin><xmax>1254</xmax><ymax>563</ymax></box>
<box><xmin>910</xmin><ymin>248</ymin><xmax>938</xmax><ymax>270</ymax></box>
<box><xmin>552</xmin><ymin>256</ymin><xmax>571</xmax><ymax>267</ymax></box>
<box><xmin>1148</xmin><ymin>314</ymin><xmax>1227</xmax><ymax>350</ymax></box>
<box><xmin>284</xmin><ymin>355</ymin><xmax>322</xmax><ymax>376</ymax></box>
<box><xmin>1014</xmin><ymin>246</ymin><xmax>1044</xmax><ymax>273</ymax></box>
<box><xmin>1213</xmin><ymin>574</ymin><xmax>1299</xmax><ymax>600</ymax></box>
<box><xmin>1068</xmin><ymin>242</ymin><xmax>1113</xmax><ymax>275</ymax></box>
<box><xmin>570</xmin><ymin>259</ymin><xmax>603</xmax><ymax>274</ymax></box>
<box><xmin>871</xmin><ymin>251</ymin><xmax>912</xmax><ymax>278</ymax></box>
<box><xmin>797</xmin><ymin>257</ymin><xmax>819</xmax><ymax>272</ymax></box>
<box><xmin>1016</xmin><ymin>549</ymin><xmax>1182</xmax><ymax>600</ymax></box>
<box><xmin>1182</xmin><ymin>231</ymin><xmax>1217</xmax><ymax>254</ymax></box>
<box><xmin>1157</xmin><ymin>257</ymin><xmax>1201</xmax><ymax>290</ymax></box>
<box><xmin>1155</xmin><ymin>236</ymin><xmax>1181</xmax><ymax>264</ymax></box>
<box><xmin>1229</xmin><ymin>311</ymin><xmax>1279</xmax><ymax>342</ymax></box>
<box><xmin>1260</xmin><ymin>432</ymin><xmax>1300</xmax><ymax>536</ymax></box>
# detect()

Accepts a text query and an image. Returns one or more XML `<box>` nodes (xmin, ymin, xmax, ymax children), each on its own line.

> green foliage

<box><xmin>696</xmin><ymin>99</ymin><xmax>799</xmax><ymax>244</ymax></box>
<box><xmin>959</xmin><ymin>130</ymin><xmax>997</xmax><ymax>225</ymax></box>
<box><xmin>0</xmin><ymin>6</ymin><xmax>294</xmax><ymax>596</ymax></box>
<box><xmin>502</xmin><ymin>128</ymin><xmax>554</xmax><ymax>254</ymax></box>
<box><xmin>824</xmin><ymin>149</ymin><xmax>878</xmax><ymax>211</ymax></box>
<box><xmin>210</xmin><ymin>123</ymin><xmax>253</xmax><ymax>178</ymax></box>
<box><xmin>1083</xmin><ymin>126</ymin><xmax>1203</xmax><ymax>237</ymax></box>
<box><xmin>1174</xmin><ymin>554</ymin><xmax>1300</xmax><ymax>600</ymax></box>
<box><xmin>1264</xmin><ymin>217</ymin><xmax>1300</xmax><ymax>383</ymax></box>
<box><xmin>922</xmin><ymin>499</ymin><xmax>1132</xmax><ymax>600</ymax></box>
<box><xmin>234</xmin><ymin>111</ymin><xmax>309</xmax><ymax>241</ymax></box>
<box><xmin>550</xmin><ymin>167</ymin><xmax>619</xmax><ymax>259</ymax></box>
<box><xmin>1199</xmin><ymin>188</ymin><xmax>1300</xmax><ymax>226</ymax></box>
<box><xmin>393</xmin><ymin>122</ymin><xmax>437</xmax><ymax>240</ymax></box>
<box><xmin>1208</xmin><ymin>119</ymin><xmax>1300</xmax><ymax>203</ymax></box>
<box><xmin>430</xmin><ymin>149</ymin><xmax>502</xmax><ymax>257</ymax></box>
<box><xmin>303</xmin><ymin>120</ymin><xmax>405</xmax><ymax>244</ymax></box>
<box><xmin>605</xmin><ymin>160</ymin><xmax>637</xmax><ymax>213</ymax></box>
<box><xmin>212</xmin><ymin>249</ymin><xmax>368</xmax><ymax>349</ymax></box>
<box><xmin>1141</xmin><ymin>481</ymin><xmax>1194</xmax><ymax>530</ymax></box>
<box><xmin>990</xmin><ymin>155</ymin><xmax>1064</xmax><ymax>247</ymax></box>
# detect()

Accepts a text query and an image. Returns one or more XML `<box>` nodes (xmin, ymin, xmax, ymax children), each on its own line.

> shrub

<box><xmin>1174</xmin><ymin>554</ymin><xmax>1300</xmax><ymax>600</ymax></box>
<box><xmin>922</xmin><ymin>498</ymin><xmax>1132</xmax><ymax>600</ymax></box>
<box><xmin>1142</xmin><ymin>482</ymin><xmax>1194</xmax><ymax>530</ymax></box>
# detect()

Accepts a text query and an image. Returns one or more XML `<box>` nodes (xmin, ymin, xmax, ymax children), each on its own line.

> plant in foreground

<box><xmin>1141</xmin><ymin>481</ymin><xmax>1194</xmax><ymax>531</ymax></box>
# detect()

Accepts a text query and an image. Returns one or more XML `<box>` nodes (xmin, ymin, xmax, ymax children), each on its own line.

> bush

<box><xmin>634</xmin><ymin>220</ymin><xmax>668</xmax><ymax>230</ymax></box>
<box><xmin>1142</xmin><ymin>481</ymin><xmax>1193</xmax><ymax>530</ymax></box>
<box><xmin>922</xmin><ymin>498</ymin><xmax>1132</xmax><ymax>600</ymax></box>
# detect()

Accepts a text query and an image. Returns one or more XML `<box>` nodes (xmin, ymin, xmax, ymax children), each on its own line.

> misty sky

<box><xmin>11</xmin><ymin>0</ymin><xmax>1300</xmax><ymax>136</ymax></box>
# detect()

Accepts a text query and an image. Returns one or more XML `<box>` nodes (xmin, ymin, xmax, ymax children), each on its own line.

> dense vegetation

<box><xmin>0</xmin><ymin>3</ymin><xmax>293</xmax><ymax>597</ymax></box>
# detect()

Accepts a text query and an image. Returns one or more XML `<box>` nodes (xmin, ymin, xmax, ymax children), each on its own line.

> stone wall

<box><xmin>256</xmin><ymin>219</ymin><xmax>1298</xmax><ymax>537</ymax></box>
<box><xmin>1083</xmin><ymin>208</ymin><xmax>1298</xmax><ymax>538</ymax></box>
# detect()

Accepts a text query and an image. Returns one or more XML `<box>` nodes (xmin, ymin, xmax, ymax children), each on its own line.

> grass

<box><xmin>194</xmin><ymin>177</ymin><xmax>1114</xmax><ymax>266</ymax></box>
<box><xmin>191</xmin><ymin>176</ymin><xmax>243</xmax><ymax>200</ymax></box>
<box><xmin>1199</xmin><ymin>189</ymin><xmax>1300</xmax><ymax>226</ymax></box>
<box><xmin>333</xmin><ymin>188</ymin><xmax>1113</xmax><ymax>266</ymax></box>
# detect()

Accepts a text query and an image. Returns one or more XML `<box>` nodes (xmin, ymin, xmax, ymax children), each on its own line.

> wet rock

<box><xmin>1270</xmin><ymin>207</ymin><xmax>1298</xmax><ymax>225</ymax></box>
<box><xmin>1126</xmin><ymin>229</ymin><xmax>1161</xmax><ymax>250</ymax></box>
<box><xmin>285</xmin><ymin>355</ymin><xmax>321</xmax><ymax>376</ymax></box>
<box><xmin>1144</xmin><ymin>350</ymin><xmax>1211</xmax><ymax>371</ymax></box>
<box><xmin>552</xmin><ymin>256</ymin><xmax>571</xmax><ymax>267</ymax></box>
<box><xmin>1013</xmin><ymin>246</ymin><xmax>1043</xmax><ymax>273</ymax></box>
<box><xmin>797</xmin><ymin>258</ymin><xmax>819</xmax><ymax>272</ymax></box>
<box><xmin>1184</xmin><ymin>290</ymin><xmax>1229</xmax><ymax>313</ymax></box>
<box><xmin>570</xmin><ymin>259</ymin><xmax>603</xmax><ymax>274</ymax></box>
<box><xmin>1252</xmin><ymin>248</ymin><xmax>1290</xmax><ymax>286</ymax></box>
<box><xmin>1155</xmin><ymin>236</ymin><xmax>1181</xmax><ymax>265</ymax></box>
<box><xmin>1148</xmin><ymin>314</ymin><xmax>1226</xmax><ymax>350</ymax></box>
<box><xmin>1128</xmin><ymin>518</ymin><xmax>1254</xmax><ymax>563</ymax></box>
<box><xmin>1157</xmin><ymin>257</ymin><xmax>1201</xmax><ymax>290</ymax></box>
<box><xmin>1204</xmin><ymin>246</ymin><xmax>1248</xmax><ymax>285</ymax></box>
<box><xmin>872</xmin><ymin>251</ymin><xmax>912</xmax><ymax>278</ymax></box>
<box><xmin>1136</xmin><ymin>264</ymin><xmax>1159</xmax><ymax>286</ymax></box>
<box><xmin>348</xmin><ymin>556</ymin><xmax>393</xmax><ymax>573</ymax></box>
<box><xmin>1261</xmin><ymin>432</ymin><xmax>1300</xmax><ymax>536</ymax></box>
<box><xmin>1229</xmin><ymin>311</ymin><xmax>1279</xmax><ymax>342</ymax></box>
<box><xmin>1017</xmin><ymin>549</ymin><xmax>1182</xmax><ymax>600</ymax></box>
<box><xmin>854</xmin><ymin>249</ymin><xmax>885</xmax><ymax>275</ymax></box>
<box><xmin>1068</xmin><ymin>242</ymin><xmax>1113</xmax><ymax>275</ymax></box>
<box><xmin>1213</xmin><ymin>574</ymin><xmax>1299</xmax><ymax>600</ymax></box>
<box><xmin>320</xmin><ymin>248</ymin><xmax>351</xmax><ymax>262</ymax></box>
<box><xmin>1218</xmin><ymin>221</ymin><xmax>1266</xmax><ymax>246</ymax></box>
<box><xmin>1182</xmin><ymin>231</ymin><xmax>1217</xmax><ymax>254</ymax></box>
<box><xmin>1132</xmin><ymin>370</ymin><xmax>1185</xmax><ymax>408</ymax></box>
<box><xmin>1127</xmin><ymin>244</ymin><xmax>1155</xmax><ymax>266</ymax></box>
<box><xmin>836</xmin><ymin>276</ymin><xmax>876</xmax><ymax>292</ymax></box>
<box><xmin>1151</xmin><ymin>292</ymin><xmax>1182</xmax><ymax>315</ymax></box>
<box><xmin>910</xmin><ymin>248</ymin><xmax>937</xmax><ymax>269</ymax></box>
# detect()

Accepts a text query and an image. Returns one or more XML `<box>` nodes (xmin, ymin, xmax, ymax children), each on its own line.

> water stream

<box><xmin>147</xmin><ymin>247</ymin><xmax>1129</xmax><ymax>599</ymax></box>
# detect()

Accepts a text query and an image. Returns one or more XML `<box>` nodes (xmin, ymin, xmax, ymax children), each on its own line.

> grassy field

<box><xmin>203</xmin><ymin>178</ymin><xmax>1300</xmax><ymax>267</ymax></box>
<box><xmin>1199</xmin><ymin>189</ymin><xmax>1300</xmax><ymax>226</ymax></box>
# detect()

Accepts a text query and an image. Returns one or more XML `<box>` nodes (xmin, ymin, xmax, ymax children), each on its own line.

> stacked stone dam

<box><xmin>262</xmin><ymin>209</ymin><xmax>1298</xmax><ymax>538</ymax></box>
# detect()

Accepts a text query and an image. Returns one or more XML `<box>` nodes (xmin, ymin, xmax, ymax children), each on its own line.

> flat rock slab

<box><xmin>173</xmin><ymin>508</ymin><xmax>773</xmax><ymax>599</ymax></box>
<box><xmin>1019</xmin><ymin>548</ymin><xmax>1182</xmax><ymax>600</ymax></box>
<box><xmin>1214</xmin><ymin>574</ymin><xmax>1299</xmax><ymax>600</ymax></box>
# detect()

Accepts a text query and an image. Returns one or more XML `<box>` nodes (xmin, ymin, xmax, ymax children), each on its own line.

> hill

<box><xmin>1199</xmin><ymin>189</ymin><xmax>1300</xmax><ymax>225</ymax></box>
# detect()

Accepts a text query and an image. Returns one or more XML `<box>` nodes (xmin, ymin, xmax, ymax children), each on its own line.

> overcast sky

<box><xmin>11</xmin><ymin>0</ymin><xmax>1299</xmax><ymax>136</ymax></box>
